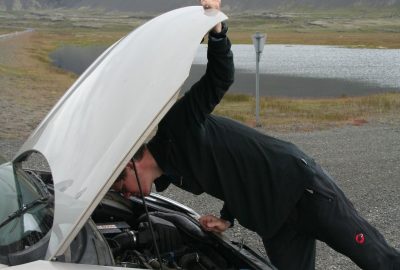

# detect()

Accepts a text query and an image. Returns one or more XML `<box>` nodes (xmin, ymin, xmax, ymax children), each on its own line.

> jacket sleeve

<box><xmin>220</xmin><ymin>203</ymin><xmax>235</xmax><ymax>227</ymax></box>
<box><xmin>179</xmin><ymin>22</ymin><xmax>234</xmax><ymax>125</ymax></box>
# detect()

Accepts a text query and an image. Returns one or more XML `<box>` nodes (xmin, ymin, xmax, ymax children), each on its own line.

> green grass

<box><xmin>227</xmin><ymin>8</ymin><xmax>400</xmax><ymax>47</ymax></box>
<box><xmin>0</xmin><ymin>65</ymin><xmax>27</xmax><ymax>77</ymax></box>
<box><xmin>214</xmin><ymin>93</ymin><xmax>400</xmax><ymax>131</ymax></box>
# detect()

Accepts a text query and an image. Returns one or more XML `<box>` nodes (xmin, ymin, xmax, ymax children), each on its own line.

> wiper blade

<box><xmin>0</xmin><ymin>197</ymin><xmax>49</xmax><ymax>229</ymax></box>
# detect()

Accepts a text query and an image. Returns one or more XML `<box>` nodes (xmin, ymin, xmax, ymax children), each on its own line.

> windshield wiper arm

<box><xmin>0</xmin><ymin>197</ymin><xmax>49</xmax><ymax>229</ymax></box>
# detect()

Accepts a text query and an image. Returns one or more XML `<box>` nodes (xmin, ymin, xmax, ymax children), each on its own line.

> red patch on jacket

<box><xmin>355</xmin><ymin>233</ymin><xmax>365</xmax><ymax>245</ymax></box>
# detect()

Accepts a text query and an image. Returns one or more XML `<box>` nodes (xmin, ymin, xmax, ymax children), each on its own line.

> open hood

<box><xmin>13</xmin><ymin>6</ymin><xmax>227</xmax><ymax>260</ymax></box>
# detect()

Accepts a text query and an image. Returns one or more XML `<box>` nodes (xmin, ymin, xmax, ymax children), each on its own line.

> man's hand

<box><xmin>200</xmin><ymin>0</ymin><xmax>220</xmax><ymax>10</ymax></box>
<box><xmin>200</xmin><ymin>0</ymin><xmax>222</xmax><ymax>33</ymax></box>
<box><xmin>199</xmin><ymin>214</ymin><xmax>230</xmax><ymax>233</ymax></box>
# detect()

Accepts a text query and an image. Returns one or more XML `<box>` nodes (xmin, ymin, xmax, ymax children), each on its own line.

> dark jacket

<box><xmin>147</xmin><ymin>26</ymin><xmax>315</xmax><ymax>239</ymax></box>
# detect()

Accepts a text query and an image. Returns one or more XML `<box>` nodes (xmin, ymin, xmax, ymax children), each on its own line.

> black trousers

<box><xmin>263</xmin><ymin>165</ymin><xmax>400</xmax><ymax>270</ymax></box>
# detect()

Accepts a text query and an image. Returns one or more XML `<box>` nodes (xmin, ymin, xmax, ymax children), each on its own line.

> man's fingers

<box><xmin>206</xmin><ymin>220</ymin><xmax>220</xmax><ymax>228</ymax></box>
<box><xmin>199</xmin><ymin>215</ymin><xmax>219</xmax><ymax>228</ymax></box>
<box><xmin>199</xmin><ymin>216</ymin><xmax>229</xmax><ymax>233</ymax></box>
<box><xmin>200</xmin><ymin>0</ymin><xmax>221</xmax><ymax>10</ymax></box>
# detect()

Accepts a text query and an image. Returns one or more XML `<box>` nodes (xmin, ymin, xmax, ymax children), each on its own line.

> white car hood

<box><xmin>14</xmin><ymin>6</ymin><xmax>227</xmax><ymax>260</ymax></box>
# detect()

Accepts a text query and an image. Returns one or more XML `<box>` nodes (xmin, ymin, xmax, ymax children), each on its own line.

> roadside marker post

<box><xmin>252</xmin><ymin>32</ymin><xmax>266</xmax><ymax>127</ymax></box>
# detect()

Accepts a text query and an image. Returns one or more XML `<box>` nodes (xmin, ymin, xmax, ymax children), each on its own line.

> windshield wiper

<box><xmin>0</xmin><ymin>197</ymin><xmax>49</xmax><ymax>229</ymax></box>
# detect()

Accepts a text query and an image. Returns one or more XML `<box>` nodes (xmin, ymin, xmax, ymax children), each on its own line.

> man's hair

<box><xmin>116</xmin><ymin>168</ymin><xmax>126</xmax><ymax>182</ymax></box>
<box><xmin>115</xmin><ymin>144</ymin><xmax>146</xmax><ymax>182</ymax></box>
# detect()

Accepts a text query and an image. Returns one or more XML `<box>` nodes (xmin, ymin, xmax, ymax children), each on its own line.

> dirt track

<box><xmin>0</xmin><ymin>31</ymin><xmax>72</xmax><ymax>140</ymax></box>
<box><xmin>1</xmin><ymin>33</ymin><xmax>399</xmax><ymax>270</ymax></box>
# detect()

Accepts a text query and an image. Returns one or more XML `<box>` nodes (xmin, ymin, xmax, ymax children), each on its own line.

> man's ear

<box><xmin>127</xmin><ymin>161</ymin><xmax>134</xmax><ymax>169</ymax></box>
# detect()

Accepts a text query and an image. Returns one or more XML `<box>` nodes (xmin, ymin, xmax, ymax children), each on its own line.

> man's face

<box><xmin>112</xmin><ymin>162</ymin><xmax>152</xmax><ymax>198</ymax></box>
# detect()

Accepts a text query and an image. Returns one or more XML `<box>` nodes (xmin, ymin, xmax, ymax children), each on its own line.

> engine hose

<box><xmin>148</xmin><ymin>259</ymin><xmax>176</xmax><ymax>270</ymax></box>
<box><xmin>112</xmin><ymin>231</ymin><xmax>137</xmax><ymax>251</ymax></box>
<box><xmin>132</xmin><ymin>162</ymin><xmax>163</xmax><ymax>269</ymax></box>
<box><xmin>132</xmin><ymin>250</ymin><xmax>154</xmax><ymax>269</ymax></box>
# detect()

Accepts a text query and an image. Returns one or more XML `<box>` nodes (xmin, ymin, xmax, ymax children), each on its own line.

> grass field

<box><xmin>0</xmin><ymin>8</ymin><xmax>399</xmax><ymax>139</ymax></box>
<box><xmin>215</xmin><ymin>93</ymin><xmax>400</xmax><ymax>132</ymax></box>
<box><xmin>229</xmin><ymin>9</ymin><xmax>400</xmax><ymax>48</ymax></box>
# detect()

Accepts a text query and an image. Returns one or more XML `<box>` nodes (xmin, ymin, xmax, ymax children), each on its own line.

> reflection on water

<box><xmin>50</xmin><ymin>45</ymin><xmax>107</xmax><ymax>75</ymax></box>
<box><xmin>184</xmin><ymin>65</ymin><xmax>396</xmax><ymax>98</ymax></box>
<box><xmin>50</xmin><ymin>44</ymin><xmax>400</xmax><ymax>98</ymax></box>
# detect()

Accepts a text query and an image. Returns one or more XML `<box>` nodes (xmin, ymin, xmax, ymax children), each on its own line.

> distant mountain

<box><xmin>1</xmin><ymin>0</ymin><xmax>400</xmax><ymax>13</ymax></box>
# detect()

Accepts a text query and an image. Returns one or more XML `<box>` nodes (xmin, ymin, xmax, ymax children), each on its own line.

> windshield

<box><xmin>0</xmin><ymin>163</ymin><xmax>53</xmax><ymax>253</ymax></box>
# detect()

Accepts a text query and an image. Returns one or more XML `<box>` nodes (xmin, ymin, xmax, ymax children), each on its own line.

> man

<box><xmin>112</xmin><ymin>0</ymin><xmax>400</xmax><ymax>269</ymax></box>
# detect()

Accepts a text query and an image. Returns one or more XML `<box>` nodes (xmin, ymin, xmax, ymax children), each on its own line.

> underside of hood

<box><xmin>14</xmin><ymin>6</ymin><xmax>227</xmax><ymax>260</ymax></box>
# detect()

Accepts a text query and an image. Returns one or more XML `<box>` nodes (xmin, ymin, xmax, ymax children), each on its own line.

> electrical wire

<box><xmin>132</xmin><ymin>160</ymin><xmax>164</xmax><ymax>270</ymax></box>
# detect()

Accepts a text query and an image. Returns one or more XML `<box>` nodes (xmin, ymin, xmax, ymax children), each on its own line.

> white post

<box><xmin>252</xmin><ymin>32</ymin><xmax>266</xmax><ymax>127</ymax></box>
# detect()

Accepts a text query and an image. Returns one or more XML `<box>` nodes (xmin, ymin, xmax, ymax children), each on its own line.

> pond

<box><xmin>50</xmin><ymin>44</ymin><xmax>400</xmax><ymax>98</ymax></box>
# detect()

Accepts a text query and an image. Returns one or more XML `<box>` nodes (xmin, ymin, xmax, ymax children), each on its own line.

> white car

<box><xmin>0</xmin><ymin>7</ymin><xmax>275</xmax><ymax>270</ymax></box>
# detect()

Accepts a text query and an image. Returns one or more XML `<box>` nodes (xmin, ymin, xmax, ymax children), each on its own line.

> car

<box><xmin>0</xmin><ymin>6</ymin><xmax>276</xmax><ymax>270</ymax></box>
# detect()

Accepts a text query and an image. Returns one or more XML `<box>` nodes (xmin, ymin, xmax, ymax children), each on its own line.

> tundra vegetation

<box><xmin>0</xmin><ymin>8</ymin><xmax>399</xmax><ymax>139</ymax></box>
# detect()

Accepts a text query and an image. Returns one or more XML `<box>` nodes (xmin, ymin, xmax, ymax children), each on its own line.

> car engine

<box><xmin>92</xmin><ymin>192</ymin><xmax>237</xmax><ymax>269</ymax></box>
<box><xmin>1</xmin><ymin>168</ymin><xmax>269</xmax><ymax>269</ymax></box>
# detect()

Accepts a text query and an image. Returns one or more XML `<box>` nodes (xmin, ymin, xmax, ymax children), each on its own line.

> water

<box><xmin>50</xmin><ymin>44</ymin><xmax>400</xmax><ymax>98</ymax></box>
<box><xmin>197</xmin><ymin>44</ymin><xmax>400</xmax><ymax>89</ymax></box>
<box><xmin>50</xmin><ymin>45</ymin><xmax>107</xmax><ymax>75</ymax></box>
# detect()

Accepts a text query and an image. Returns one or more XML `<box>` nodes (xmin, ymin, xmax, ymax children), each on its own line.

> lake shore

<box><xmin>184</xmin><ymin>65</ymin><xmax>399</xmax><ymax>98</ymax></box>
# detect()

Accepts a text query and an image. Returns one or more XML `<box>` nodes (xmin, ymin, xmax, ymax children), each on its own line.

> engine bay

<box><xmin>92</xmin><ymin>192</ymin><xmax>256</xmax><ymax>269</ymax></box>
<box><xmin>1</xmin><ymin>168</ymin><xmax>269</xmax><ymax>269</ymax></box>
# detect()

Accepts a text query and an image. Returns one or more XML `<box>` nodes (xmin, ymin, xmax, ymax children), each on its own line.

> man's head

<box><xmin>112</xmin><ymin>144</ymin><xmax>161</xmax><ymax>198</ymax></box>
